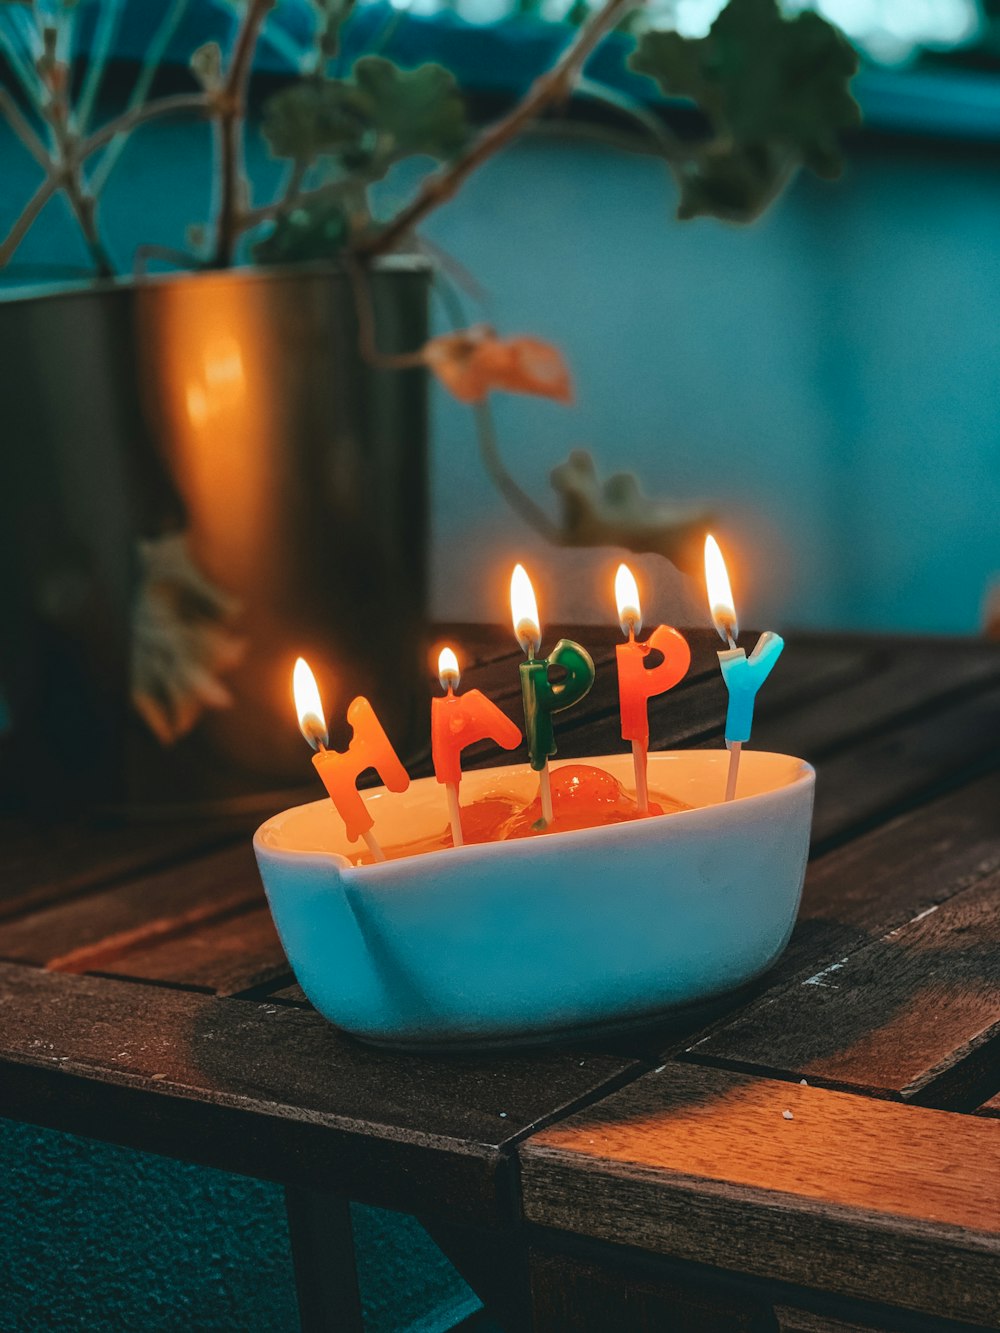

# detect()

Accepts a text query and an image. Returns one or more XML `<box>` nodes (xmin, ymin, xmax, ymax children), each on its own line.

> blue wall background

<box><xmin>1</xmin><ymin>113</ymin><xmax>998</xmax><ymax>635</ymax></box>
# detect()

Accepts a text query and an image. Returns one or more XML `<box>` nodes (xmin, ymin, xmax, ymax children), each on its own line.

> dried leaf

<box><xmin>131</xmin><ymin>533</ymin><xmax>245</xmax><ymax>746</ymax></box>
<box><xmin>424</xmin><ymin>326</ymin><xmax>572</xmax><ymax>404</ymax></box>
<box><xmin>190</xmin><ymin>41</ymin><xmax>223</xmax><ymax>92</ymax></box>
<box><xmin>550</xmin><ymin>450</ymin><xmax>711</xmax><ymax>571</ymax></box>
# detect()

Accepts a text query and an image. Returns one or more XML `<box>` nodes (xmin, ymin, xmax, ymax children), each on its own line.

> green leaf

<box><xmin>674</xmin><ymin>141</ymin><xmax>790</xmax><ymax>222</ymax></box>
<box><xmin>261</xmin><ymin>59</ymin><xmax>467</xmax><ymax>168</ymax></box>
<box><xmin>251</xmin><ymin>196</ymin><xmax>349</xmax><ymax>265</ymax></box>
<box><xmin>352</xmin><ymin>57</ymin><xmax>468</xmax><ymax>161</ymax></box>
<box><xmin>630</xmin><ymin>0</ymin><xmax>860</xmax><ymax>209</ymax></box>
<box><xmin>261</xmin><ymin>79</ymin><xmax>369</xmax><ymax>162</ymax></box>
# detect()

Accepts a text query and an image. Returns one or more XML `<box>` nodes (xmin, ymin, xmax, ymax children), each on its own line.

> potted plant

<box><xmin>0</xmin><ymin>0</ymin><xmax>858</xmax><ymax>812</ymax></box>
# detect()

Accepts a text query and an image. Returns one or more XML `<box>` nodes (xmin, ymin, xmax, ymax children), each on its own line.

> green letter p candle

<box><xmin>519</xmin><ymin>638</ymin><xmax>596</xmax><ymax>770</ymax></box>
<box><xmin>510</xmin><ymin>564</ymin><xmax>596</xmax><ymax>772</ymax></box>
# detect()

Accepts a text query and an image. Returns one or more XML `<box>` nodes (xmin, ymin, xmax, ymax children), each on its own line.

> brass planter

<box><xmin>0</xmin><ymin>259</ymin><xmax>430</xmax><ymax>815</ymax></box>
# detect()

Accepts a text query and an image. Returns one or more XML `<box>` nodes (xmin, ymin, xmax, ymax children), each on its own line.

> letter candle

<box><xmin>703</xmin><ymin>536</ymin><xmax>784</xmax><ymax>802</ymax></box>
<box><xmin>613</xmin><ymin>563</ymin><xmax>691</xmax><ymax>813</ymax></box>
<box><xmin>292</xmin><ymin>657</ymin><xmax>410</xmax><ymax>862</ymax></box>
<box><xmin>510</xmin><ymin>564</ymin><xmax>595</xmax><ymax>826</ymax></box>
<box><xmin>432</xmin><ymin>645</ymin><xmax>522</xmax><ymax>846</ymax></box>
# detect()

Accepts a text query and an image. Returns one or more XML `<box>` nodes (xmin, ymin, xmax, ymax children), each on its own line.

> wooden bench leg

<box><xmin>528</xmin><ymin>1247</ymin><xmax>775</xmax><ymax>1333</ymax></box>
<box><xmin>285</xmin><ymin>1186</ymin><xmax>364</xmax><ymax>1333</ymax></box>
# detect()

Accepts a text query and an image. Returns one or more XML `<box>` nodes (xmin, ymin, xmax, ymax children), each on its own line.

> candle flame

<box><xmin>510</xmin><ymin>563</ymin><xmax>541</xmax><ymax>657</ymax></box>
<box><xmin>293</xmin><ymin>656</ymin><xmax>329</xmax><ymax>750</ymax></box>
<box><xmin>704</xmin><ymin>534</ymin><xmax>739</xmax><ymax>644</ymax></box>
<box><xmin>614</xmin><ymin>563</ymin><xmax>642</xmax><ymax>637</ymax></box>
<box><xmin>438</xmin><ymin>646</ymin><xmax>461</xmax><ymax>692</ymax></box>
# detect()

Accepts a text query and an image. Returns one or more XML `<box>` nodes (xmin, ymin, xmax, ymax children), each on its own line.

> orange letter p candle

<box><xmin>614</xmin><ymin>564</ymin><xmax>690</xmax><ymax>811</ymax></box>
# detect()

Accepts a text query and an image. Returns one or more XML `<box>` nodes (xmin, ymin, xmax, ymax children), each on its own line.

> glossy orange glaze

<box><xmin>348</xmin><ymin>764</ymin><xmax>691</xmax><ymax>865</ymax></box>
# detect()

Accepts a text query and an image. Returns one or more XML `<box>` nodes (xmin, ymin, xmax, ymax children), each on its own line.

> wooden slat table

<box><xmin>0</xmin><ymin>628</ymin><xmax>997</xmax><ymax>1332</ymax></box>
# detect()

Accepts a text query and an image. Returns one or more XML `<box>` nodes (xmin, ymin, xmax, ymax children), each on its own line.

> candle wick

<box><xmin>316</xmin><ymin>740</ymin><xmax>327</xmax><ymax>753</ymax></box>
<box><xmin>726</xmin><ymin>632</ymin><xmax>737</xmax><ymax>651</ymax></box>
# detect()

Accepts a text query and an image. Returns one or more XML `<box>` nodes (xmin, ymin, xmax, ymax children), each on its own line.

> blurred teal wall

<box><xmin>1</xmin><ymin>114</ymin><xmax>997</xmax><ymax>636</ymax></box>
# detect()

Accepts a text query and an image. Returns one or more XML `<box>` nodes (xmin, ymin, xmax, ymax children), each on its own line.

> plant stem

<box><xmin>0</xmin><ymin>172</ymin><xmax>62</xmax><ymax>267</ymax></box>
<box><xmin>212</xmin><ymin>0</ymin><xmax>275</xmax><ymax>268</ymax></box>
<box><xmin>347</xmin><ymin>256</ymin><xmax>427</xmax><ymax>370</ymax></box>
<box><xmin>473</xmin><ymin>397</ymin><xmax>561</xmax><ymax>542</ymax></box>
<box><xmin>79</xmin><ymin>92</ymin><xmax>213</xmax><ymax>162</ymax></box>
<box><xmin>76</xmin><ymin>0</ymin><xmax>123</xmax><ymax>134</ymax></box>
<box><xmin>356</xmin><ymin>0</ymin><xmax>640</xmax><ymax>258</ymax></box>
<box><xmin>62</xmin><ymin>176</ymin><xmax>113</xmax><ymax>277</ymax></box>
<box><xmin>432</xmin><ymin>272</ymin><xmax>561</xmax><ymax>541</ymax></box>
<box><xmin>1</xmin><ymin>85</ymin><xmax>209</xmax><ymax>273</ymax></box>
<box><xmin>89</xmin><ymin>0</ymin><xmax>194</xmax><ymax>196</ymax></box>
<box><xmin>0</xmin><ymin>87</ymin><xmax>50</xmax><ymax>169</ymax></box>
<box><xmin>45</xmin><ymin>69</ymin><xmax>115</xmax><ymax>278</ymax></box>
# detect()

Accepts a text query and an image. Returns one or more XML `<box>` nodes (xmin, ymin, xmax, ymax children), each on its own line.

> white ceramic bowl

<box><xmin>253</xmin><ymin>751</ymin><xmax>814</xmax><ymax>1049</ymax></box>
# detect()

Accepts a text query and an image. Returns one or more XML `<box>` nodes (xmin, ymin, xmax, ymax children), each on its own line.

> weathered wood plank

<box><xmin>753</xmin><ymin>643</ymin><xmax>1000</xmax><ymax>762</ymax></box>
<box><xmin>679</xmin><ymin>769</ymin><xmax>1000</xmax><ymax>1028</ymax></box>
<box><xmin>96</xmin><ymin>904</ymin><xmax>287</xmax><ymax>997</ymax></box>
<box><xmin>806</xmin><ymin>682</ymin><xmax>1000</xmax><ymax>848</ymax></box>
<box><xmin>686</xmin><ymin>875</ymin><xmax>1000</xmax><ymax>1107</ymax></box>
<box><xmin>0</xmin><ymin>844</ymin><xmax>261</xmax><ymax>972</ymax></box>
<box><xmin>520</xmin><ymin>1064</ymin><xmax>1000</xmax><ymax>1326</ymax></box>
<box><xmin>772</xmin><ymin>1307</ymin><xmax>887</xmax><ymax>1333</ymax></box>
<box><xmin>664</xmin><ymin>772</ymin><xmax>1000</xmax><ymax>1066</ymax></box>
<box><xmin>0</xmin><ymin>817</ymin><xmax>242</xmax><ymax>922</ymax></box>
<box><xmin>975</xmin><ymin>1091</ymin><xmax>1000</xmax><ymax>1120</ymax></box>
<box><xmin>264</xmin><ymin>979</ymin><xmax>309</xmax><ymax>1005</ymax></box>
<box><xmin>527</xmin><ymin>1248</ymin><xmax>775</xmax><ymax>1333</ymax></box>
<box><xmin>0</xmin><ymin>962</ymin><xmax>640</xmax><ymax>1224</ymax></box>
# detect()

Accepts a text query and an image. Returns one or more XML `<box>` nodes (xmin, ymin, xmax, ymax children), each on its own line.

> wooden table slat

<box><xmin>686</xmin><ymin>873</ymin><xmax>1000</xmax><ymax>1107</ymax></box>
<box><xmin>0</xmin><ymin>962</ymin><xmax>641</xmax><ymax>1223</ymax></box>
<box><xmin>0</xmin><ymin>844</ymin><xmax>261</xmax><ymax>972</ymax></box>
<box><xmin>0</xmin><ymin>628</ymin><xmax>997</xmax><ymax>1328</ymax></box>
<box><xmin>803</xmin><ymin>681</ymin><xmax>1000</xmax><ymax>848</ymax></box>
<box><xmin>0</xmin><ymin>818</ymin><xmax>245</xmax><ymax>924</ymax></box>
<box><xmin>520</xmin><ymin>1063</ymin><xmax>1000</xmax><ymax>1326</ymax></box>
<box><xmin>665</xmin><ymin>769</ymin><xmax>1000</xmax><ymax>1059</ymax></box>
<box><xmin>749</xmin><ymin>643</ymin><xmax>1000</xmax><ymax>762</ymax></box>
<box><xmin>94</xmin><ymin>904</ymin><xmax>287</xmax><ymax>997</ymax></box>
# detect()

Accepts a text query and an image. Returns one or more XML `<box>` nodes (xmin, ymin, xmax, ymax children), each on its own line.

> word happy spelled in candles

<box><xmin>291</xmin><ymin>545</ymin><xmax>782</xmax><ymax>856</ymax></box>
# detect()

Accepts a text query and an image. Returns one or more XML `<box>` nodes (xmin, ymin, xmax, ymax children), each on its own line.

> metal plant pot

<box><xmin>0</xmin><ymin>258</ymin><xmax>431</xmax><ymax>815</ymax></box>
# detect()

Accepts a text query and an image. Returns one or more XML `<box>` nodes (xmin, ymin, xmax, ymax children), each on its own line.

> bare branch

<box><xmin>212</xmin><ymin>0</ymin><xmax>276</xmax><ymax>267</ymax></box>
<box><xmin>0</xmin><ymin>86</ymin><xmax>52</xmax><ymax>170</ymax></box>
<box><xmin>346</xmin><ymin>257</ymin><xmax>427</xmax><ymax>370</ymax></box>
<box><xmin>79</xmin><ymin>93</ymin><xmax>213</xmax><ymax>163</ymax></box>
<box><xmin>89</xmin><ymin>0</ymin><xmax>195</xmax><ymax>195</ymax></box>
<box><xmin>0</xmin><ymin>172</ymin><xmax>62</xmax><ymax>267</ymax></box>
<box><xmin>356</xmin><ymin>0</ymin><xmax>639</xmax><ymax>259</ymax></box>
